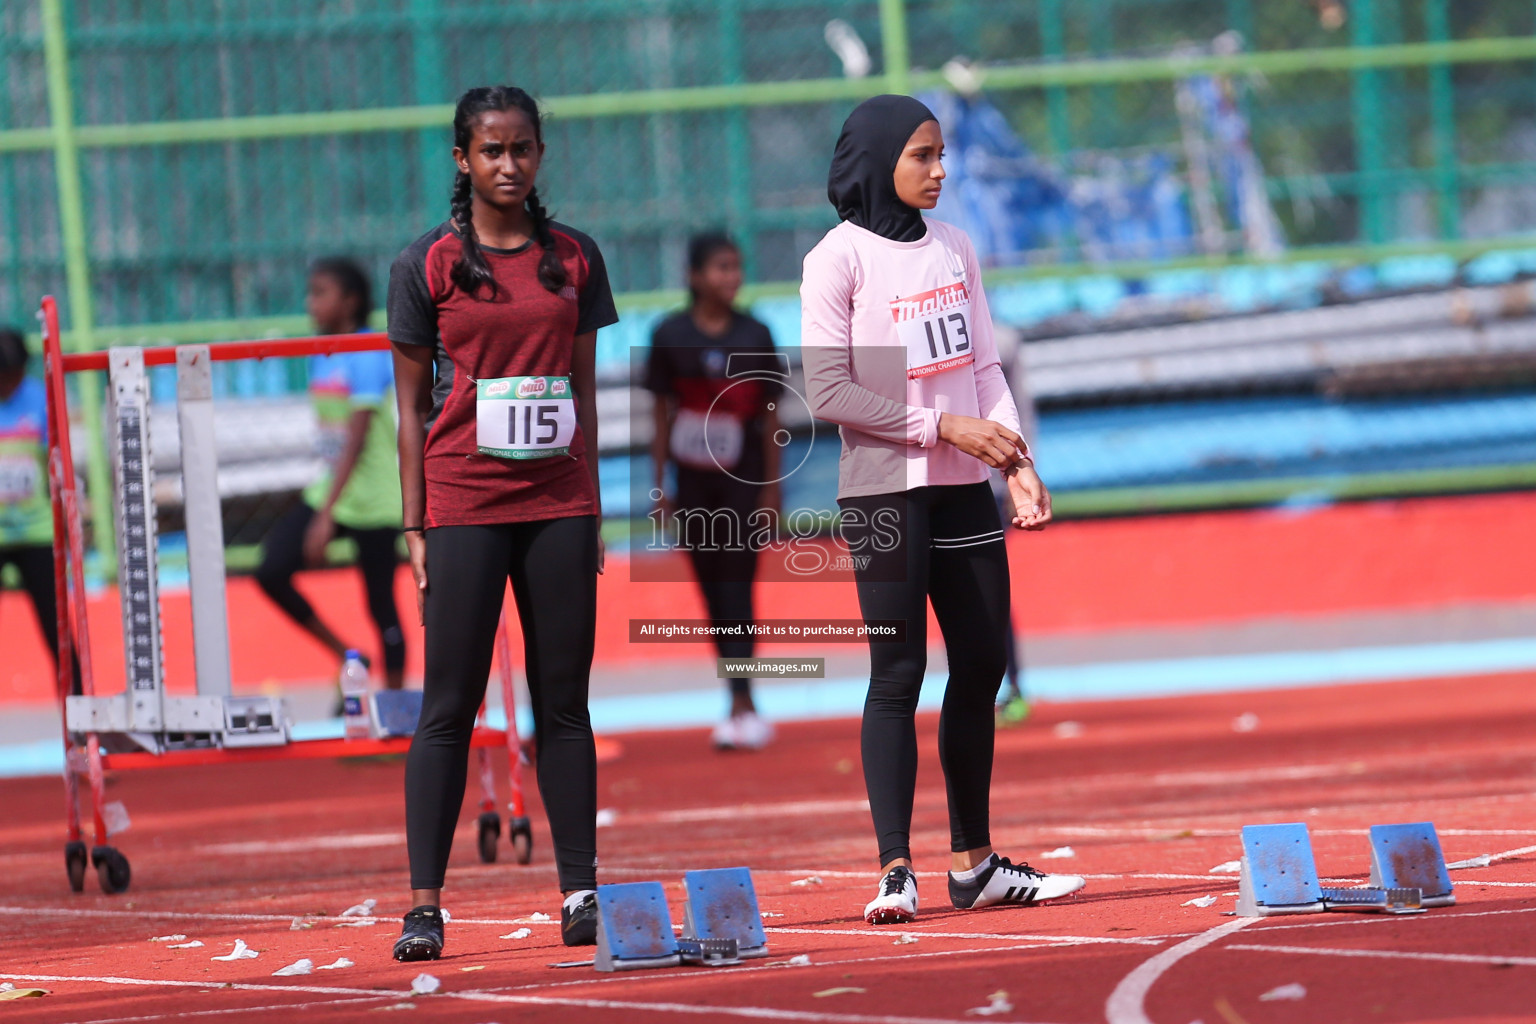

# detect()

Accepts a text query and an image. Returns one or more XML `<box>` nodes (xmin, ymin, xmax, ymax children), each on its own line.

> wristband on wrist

<box><xmin>402</xmin><ymin>526</ymin><xmax>425</xmax><ymax>534</ymax></box>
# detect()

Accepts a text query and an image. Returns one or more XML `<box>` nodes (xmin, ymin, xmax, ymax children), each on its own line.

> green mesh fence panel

<box><xmin>5</xmin><ymin>0</ymin><xmax>1536</xmax><ymax>339</ymax></box>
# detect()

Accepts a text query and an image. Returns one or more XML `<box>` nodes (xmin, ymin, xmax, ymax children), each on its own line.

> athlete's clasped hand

<box><xmin>936</xmin><ymin>412</ymin><xmax>1025</xmax><ymax>469</ymax></box>
<box><xmin>934</xmin><ymin>412</ymin><xmax>1050</xmax><ymax>530</ymax></box>
<box><xmin>1004</xmin><ymin>459</ymin><xmax>1052</xmax><ymax>531</ymax></box>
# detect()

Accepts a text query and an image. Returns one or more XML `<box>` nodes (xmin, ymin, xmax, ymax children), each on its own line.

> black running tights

<box><xmin>676</xmin><ymin>468</ymin><xmax>761</xmax><ymax>701</ymax></box>
<box><xmin>405</xmin><ymin>516</ymin><xmax>599</xmax><ymax>892</ymax></box>
<box><xmin>837</xmin><ymin>482</ymin><xmax>1010</xmax><ymax>867</ymax></box>
<box><xmin>255</xmin><ymin>501</ymin><xmax>406</xmax><ymax>673</ymax></box>
<box><xmin>1</xmin><ymin>543</ymin><xmax>81</xmax><ymax>695</ymax></box>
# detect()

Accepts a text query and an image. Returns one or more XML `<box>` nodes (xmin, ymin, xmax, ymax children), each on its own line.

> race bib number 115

<box><xmin>890</xmin><ymin>281</ymin><xmax>975</xmax><ymax>380</ymax></box>
<box><xmin>476</xmin><ymin>375</ymin><xmax>577</xmax><ymax>459</ymax></box>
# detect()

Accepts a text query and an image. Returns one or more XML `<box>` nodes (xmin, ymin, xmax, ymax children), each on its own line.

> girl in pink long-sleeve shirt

<box><xmin>800</xmin><ymin>95</ymin><xmax>1086</xmax><ymax>925</ymax></box>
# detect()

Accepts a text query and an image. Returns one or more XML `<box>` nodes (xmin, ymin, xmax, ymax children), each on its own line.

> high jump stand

<box><xmin>39</xmin><ymin>295</ymin><xmax>533</xmax><ymax>894</ymax></box>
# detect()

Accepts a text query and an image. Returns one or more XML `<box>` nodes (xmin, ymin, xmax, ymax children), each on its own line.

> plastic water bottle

<box><xmin>340</xmin><ymin>650</ymin><xmax>372</xmax><ymax>740</ymax></box>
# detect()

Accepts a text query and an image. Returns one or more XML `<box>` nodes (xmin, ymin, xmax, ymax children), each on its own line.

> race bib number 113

<box><xmin>476</xmin><ymin>375</ymin><xmax>577</xmax><ymax>459</ymax></box>
<box><xmin>890</xmin><ymin>281</ymin><xmax>975</xmax><ymax>380</ymax></box>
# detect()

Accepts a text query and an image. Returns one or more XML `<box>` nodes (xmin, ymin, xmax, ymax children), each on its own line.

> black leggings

<box><xmin>405</xmin><ymin>516</ymin><xmax>599</xmax><ymax>892</ymax></box>
<box><xmin>676</xmin><ymin>468</ymin><xmax>760</xmax><ymax>700</ymax></box>
<box><xmin>255</xmin><ymin>501</ymin><xmax>405</xmax><ymax>673</ymax></box>
<box><xmin>1</xmin><ymin>544</ymin><xmax>81</xmax><ymax>696</ymax></box>
<box><xmin>838</xmin><ymin>482</ymin><xmax>1010</xmax><ymax>866</ymax></box>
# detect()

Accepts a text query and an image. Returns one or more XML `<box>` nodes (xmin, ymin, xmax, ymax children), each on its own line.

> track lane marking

<box><xmin>763</xmin><ymin>926</ymin><xmax>1163</xmax><ymax>946</ymax></box>
<box><xmin>1447</xmin><ymin>842</ymin><xmax>1536</xmax><ymax>868</ymax></box>
<box><xmin>1105</xmin><ymin>918</ymin><xmax>1258</xmax><ymax>1024</ymax></box>
<box><xmin>1225</xmin><ymin>942</ymin><xmax>1536</xmax><ymax>968</ymax></box>
<box><xmin>450</xmin><ymin>990</ymin><xmax>1070</xmax><ymax>1023</ymax></box>
<box><xmin>0</xmin><ymin>971</ymin><xmax>1067</xmax><ymax>1024</ymax></box>
<box><xmin>495</xmin><ymin>944</ymin><xmax>1057</xmax><ymax>993</ymax></box>
<box><xmin>71</xmin><ymin>996</ymin><xmax>393</xmax><ymax>1024</ymax></box>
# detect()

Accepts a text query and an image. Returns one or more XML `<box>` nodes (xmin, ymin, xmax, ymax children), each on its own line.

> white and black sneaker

<box><xmin>863</xmin><ymin>865</ymin><xmax>919</xmax><ymax>925</ymax></box>
<box><xmin>948</xmin><ymin>854</ymin><xmax>1085</xmax><ymax>909</ymax></box>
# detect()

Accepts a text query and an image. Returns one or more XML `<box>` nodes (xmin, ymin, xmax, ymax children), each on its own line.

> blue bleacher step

<box><xmin>681</xmin><ymin>867</ymin><xmax>769</xmax><ymax>959</ymax></box>
<box><xmin>594</xmin><ymin>881</ymin><xmax>681</xmax><ymax>972</ymax></box>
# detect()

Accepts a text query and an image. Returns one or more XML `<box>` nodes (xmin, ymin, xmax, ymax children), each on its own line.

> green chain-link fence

<box><xmin>6</xmin><ymin>0</ymin><xmax>1536</xmax><ymax>343</ymax></box>
<box><xmin>6</xmin><ymin>0</ymin><xmax>1536</xmax><ymax>563</ymax></box>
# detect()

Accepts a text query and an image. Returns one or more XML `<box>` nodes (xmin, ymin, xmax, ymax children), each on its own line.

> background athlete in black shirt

<box><xmin>645</xmin><ymin>233</ymin><xmax>781</xmax><ymax>751</ymax></box>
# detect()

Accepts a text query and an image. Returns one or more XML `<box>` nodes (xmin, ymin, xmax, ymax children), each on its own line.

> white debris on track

<box><xmin>1260</xmin><ymin>983</ymin><xmax>1307</xmax><ymax>1001</ymax></box>
<box><xmin>966</xmin><ymin>991</ymin><xmax>1015</xmax><ymax>1016</ymax></box>
<box><xmin>210</xmin><ymin>940</ymin><xmax>259</xmax><ymax>962</ymax></box>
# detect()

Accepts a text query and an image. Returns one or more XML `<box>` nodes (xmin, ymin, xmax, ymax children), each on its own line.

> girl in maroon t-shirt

<box><xmin>387</xmin><ymin>86</ymin><xmax>618</xmax><ymax>962</ymax></box>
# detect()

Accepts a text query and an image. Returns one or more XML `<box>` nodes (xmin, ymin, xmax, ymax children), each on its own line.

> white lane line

<box><xmin>0</xmin><ymin>905</ymin><xmax>568</xmax><ymax>928</ymax></box>
<box><xmin>1448</xmin><ymin>843</ymin><xmax>1536</xmax><ymax>869</ymax></box>
<box><xmin>1</xmin><ymin>904</ymin><xmax>1166</xmax><ymax>940</ymax></box>
<box><xmin>1</xmin><ymin>906</ymin><xmax>323</xmax><ymax>925</ymax></box>
<box><xmin>0</xmin><ymin>974</ymin><xmax>388</xmax><ymax>998</ymax></box>
<box><xmin>1104</xmin><ymin>918</ymin><xmax>1258</xmax><ymax>1024</ymax></box>
<box><xmin>1037</xmin><ymin>826</ymin><xmax>1536</xmax><ymax>839</ymax></box>
<box><xmin>762</xmin><ymin>926</ymin><xmax>1163</xmax><ymax>946</ymax></box>
<box><xmin>500</xmin><ymin>944</ymin><xmax>1054</xmax><ymax>994</ymax></box>
<box><xmin>451</xmin><ymin>990</ymin><xmax>1067</xmax><ymax>1024</ymax></box>
<box><xmin>1225</xmin><ymin>942</ymin><xmax>1536</xmax><ymax>968</ymax></box>
<box><xmin>1256</xmin><ymin>901</ymin><xmax>1536</xmax><ymax>934</ymax></box>
<box><xmin>0</xmin><ymin>971</ymin><xmax>1062</xmax><ymax>1024</ymax></box>
<box><xmin>72</xmin><ymin>996</ymin><xmax>392</xmax><ymax>1024</ymax></box>
<box><xmin>650</xmin><ymin>799</ymin><xmax>871</xmax><ymax>824</ymax></box>
<box><xmin>197</xmin><ymin>833</ymin><xmax>402</xmax><ymax>856</ymax></box>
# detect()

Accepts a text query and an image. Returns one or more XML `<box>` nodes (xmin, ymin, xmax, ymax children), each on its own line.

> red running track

<box><xmin>6</xmin><ymin>491</ymin><xmax>1536</xmax><ymax>702</ymax></box>
<box><xmin>3</xmin><ymin>671</ymin><xmax>1536</xmax><ymax>1022</ymax></box>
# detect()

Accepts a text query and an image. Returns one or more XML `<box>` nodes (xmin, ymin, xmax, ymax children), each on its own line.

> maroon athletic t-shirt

<box><xmin>387</xmin><ymin>221</ymin><xmax>619</xmax><ymax>527</ymax></box>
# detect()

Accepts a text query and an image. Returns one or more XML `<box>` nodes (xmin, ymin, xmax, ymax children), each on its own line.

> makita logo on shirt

<box><xmin>889</xmin><ymin>281</ymin><xmax>969</xmax><ymax>323</ymax></box>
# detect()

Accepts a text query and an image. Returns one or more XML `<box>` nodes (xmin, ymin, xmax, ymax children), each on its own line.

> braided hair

<box><xmin>449</xmin><ymin>86</ymin><xmax>569</xmax><ymax>301</ymax></box>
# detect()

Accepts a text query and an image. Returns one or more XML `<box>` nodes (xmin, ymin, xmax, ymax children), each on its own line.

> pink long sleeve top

<box><xmin>800</xmin><ymin>218</ymin><xmax>1023</xmax><ymax>499</ymax></box>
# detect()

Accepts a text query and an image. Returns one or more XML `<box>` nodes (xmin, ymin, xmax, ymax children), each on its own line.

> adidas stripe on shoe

<box><xmin>949</xmin><ymin>854</ymin><xmax>1085</xmax><ymax>909</ymax></box>
<box><xmin>863</xmin><ymin>865</ymin><xmax>918</xmax><ymax>925</ymax></box>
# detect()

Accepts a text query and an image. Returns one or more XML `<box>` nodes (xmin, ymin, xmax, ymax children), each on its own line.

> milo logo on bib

<box><xmin>516</xmin><ymin>377</ymin><xmax>548</xmax><ymax>399</ymax></box>
<box><xmin>891</xmin><ymin>281</ymin><xmax>975</xmax><ymax>380</ymax></box>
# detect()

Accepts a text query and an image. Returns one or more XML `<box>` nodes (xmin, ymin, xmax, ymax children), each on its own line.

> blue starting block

<box><xmin>1236</xmin><ymin>823</ymin><xmax>1326</xmax><ymax>917</ymax></box>
<box><xmin>1369</xmin><ymin>822</ymin><xmax>1455</xmax><ymax>907</ymax></box>
<box><xmin>594</xmin><ymin>882</ymin><xmax>681</xmax><ymax>972</ymax></box>
<box><xmin>370</xmin><ymin>689</ymin><xmax>423</xmax><ymax>737</ymax></box>
<box><xmin>681</xmin><ymin>867</ymin><xmax>769</xmax><ymax>959</ymax></box>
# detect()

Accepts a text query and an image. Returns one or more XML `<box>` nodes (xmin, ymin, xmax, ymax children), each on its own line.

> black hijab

<box><xmin>827</xmin><ymin>95</ymin><xmax>938</xmax><ymax>243</ymax></box>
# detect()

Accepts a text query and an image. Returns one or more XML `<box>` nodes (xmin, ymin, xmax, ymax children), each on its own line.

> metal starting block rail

<box><xmin>38</xmin><ymin>295</ymin><xmax>532</xmax><ymax>894</ymax></box>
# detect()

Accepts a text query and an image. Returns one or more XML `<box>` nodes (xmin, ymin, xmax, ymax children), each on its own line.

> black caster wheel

<box><xmin>92</xmin><ymin>846</ymin><xmax>131</xmax><ymax>895</ymax></box>
<box><xmin>509</xmin><ymin>816</ymin><xmax>533</xmax><ymax>865</ymax></box>
<box><xmin>65</xmin><ymin>840</ymin><xmax>87</xmax><ymax>893</ymax></box>
<box><xmin>477</xmin><ymin>811</ymin><xmax>502</xmax><ymax>864</ymax></box>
